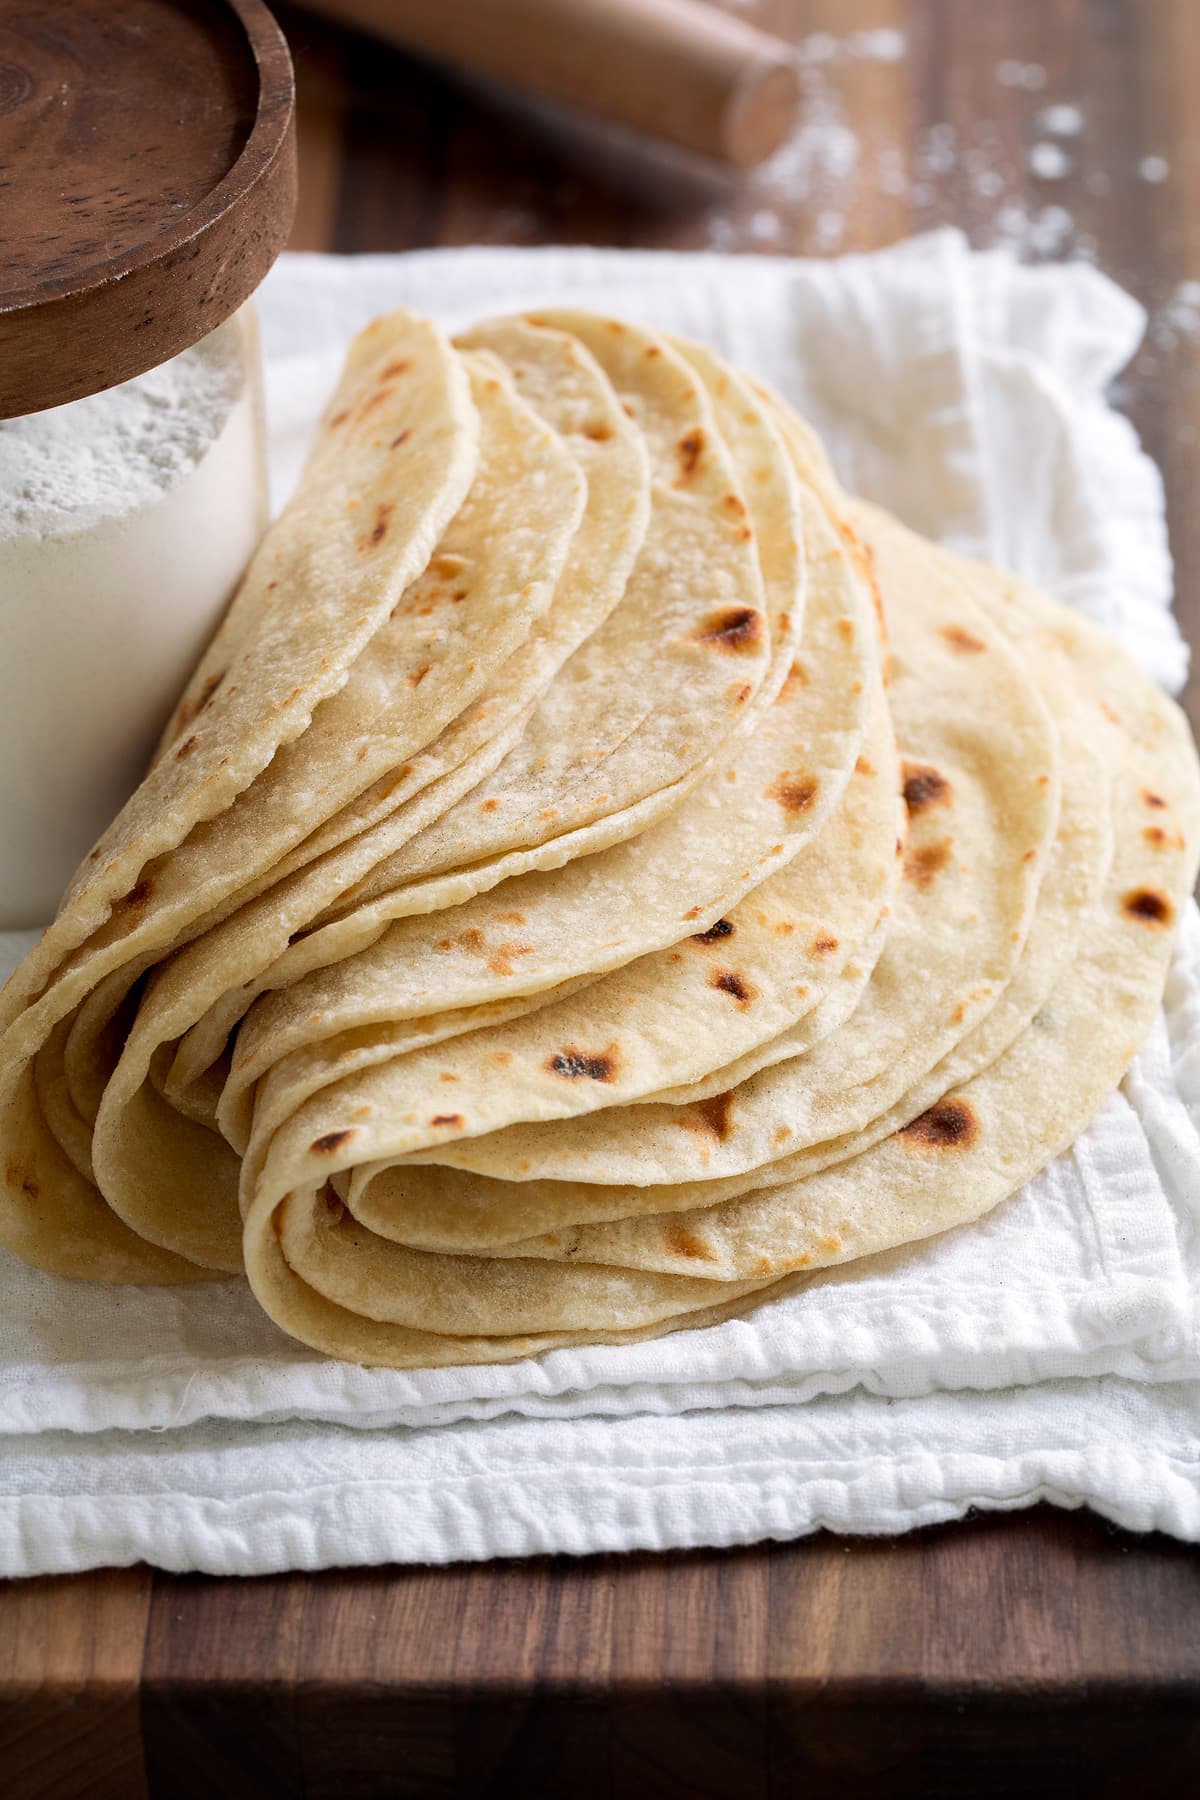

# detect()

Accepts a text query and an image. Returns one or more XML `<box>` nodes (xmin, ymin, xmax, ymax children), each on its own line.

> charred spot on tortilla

<box><xmin>389</xmin><ymin>429</ymin><xmax>411</xmax><ymax>450</ymax></box>
<box><xmin>695</xmin><ymin>1091</ymin><xmax>735</xmax><ymax>1140</ymax></box>
<box><xmin>1143</xmin><ymin>789</ymin><xmax>1168</xmax><ymax>810</ymax></box>
<box><xmin>694</xmin><ymin>608</ymin><xmax>764</xmax><ymax>653</ymax></box>
<box><xmin>902</xmin><ymin>761</ymin><xmax>951</xmax><ymax>814</ymax></box>
<box><xmin>1122</xmin><ymin>887</ymin><xmax>1174</xmax><ymax>927</ymax></box>
<box><xmin>312</xmin><ymin>1129</ymin><xmax>354</xmax><ymax>1155</ymax></box>
<box><xmin>692</xmin><ymin>918</ymin><xmax>734</xmax><ymax>945</ymax></box>
<box><xmin>768</xmin><ymin>773</ymin><xmax>818</xmax><ymax>814</ymax></box>
<box><xmin>677</xmin><ymin>427</ymin><xmax>705</xmax><ymax>477</ymax></box>
<box><xmin>363</xmin><ymin>502</ymin><xmax>394</xmax><ymax>549</ymax></box>
<box><xmin>711</xmin><ymin>969</ymin><xmax>756</xmax><ymax>1005</ymax></box>
<box><xmin>900</xmin><ymin>1097</ymin><xmax>979</xmax><ymax>1150</ymax></box>
<box><xmin>430</xmin><ymin>1114</ymin><xmax>464</xmax><ymax>1128</ymax></box>
<box><xmin>549</xmin><ymin>1048</ymin><xmax>618</xmax><ymax>1081</ymax></box>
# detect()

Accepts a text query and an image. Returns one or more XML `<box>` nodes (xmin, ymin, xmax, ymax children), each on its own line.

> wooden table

<box><xmin>4</xmin><ymin>3</ymin><xmax>1200</xmax><ymax>1793</ymax></box>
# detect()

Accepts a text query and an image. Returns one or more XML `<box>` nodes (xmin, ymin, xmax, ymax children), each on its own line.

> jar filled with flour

<box><xmin>0</xmin><ymin>0</ymin><xmax>297</xmax><ymax>925</ymax></box>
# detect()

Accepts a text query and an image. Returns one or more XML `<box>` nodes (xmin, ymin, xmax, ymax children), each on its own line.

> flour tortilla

<box><xmin>479</xmin><ymin>591</ymin><xmax>1199</xmax><ymax>1281</ymax></box>
<box><xmin>237</xmin><ymin>553</ymin><xmax>1199</xmax><ymax>1351</ymax></box>
<box><xmin>0</xmin><ymin>312</ymin><xmax>479</xmax><ymax>1041</ymax></box>
<box><xmin>358</xmin><ymin>561</ymin><xmax>1110</xmax><ymax>1250</ymax></box>
<box><xmin>0</xmin><ymin>347</ymin><xmax>586</xmax><ymax>1279</ymax></box>
<box><xmin>381</xmin><ymin>426</ymin><xmax>1061</xmax><ymax>1192</ymax></box>
<box><xmin>194</xmin><ymin>319</ymin><xmax>653</xmax><ymax>901</ymax></box>
<box><xmin>84</xmin><ymin>354</ymin><xmax>867</xmax><ymax>1274</ymax></box>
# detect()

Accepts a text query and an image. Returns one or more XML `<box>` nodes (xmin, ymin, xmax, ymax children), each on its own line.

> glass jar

<box><xmin>0</xmin><ymin>308</ymin><xmax>269</xmax><ymax>925</ymax></box>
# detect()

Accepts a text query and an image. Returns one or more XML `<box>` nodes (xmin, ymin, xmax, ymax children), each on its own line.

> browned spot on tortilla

<box><xmin>364</xmin><ymin>501</ymin><xmax>394</xmax><ymax>548</ymax></box>
<box><xmin>622</xmin><ymin>401</ymin><xmax>636</xmax><ymax>419</ymax></box>
<box><xmin>724</xmin><ymin>492</ymin><xmax>748</xmax><ymax>516</ymax></box>
<box><xmin>121</xmin><ymin>879</ymin><xmax>154</xmax><ymax>909</ymax></box>
<box><xmin>328</xmin><ymin>408</ymin><xmax>350</xmax><ymax>428</ymax></box>
<box><xmin>431</xmin><ymin>1113</ymin><xmax>463</xmax><ymax>1127</ymax></box>
<box><xmin>389</xmin><ymin>429</ymin><xmax>411</xmax><ymax>449</ymax></box>
<box><xmin>836</xmin><ymin>617</ymin><xmax>855</xmax><ymax>643</ymax></box>
<box><xmin>772</xmin><ymin>1125</ymin><xmax>792</xmax><ymax>1146</ymax></box>
<box><xmin>776</xmin><ymin>919</ymin><xmax>795</xmax><ymax>936</ymax></box>
<box><xmin>731</xmin><ymin>682</ymin><xmax>753</xmax><ymax>705</ymax></box>
<box><xmin>487</xmin><ymin>942</ymin><xmax>533</xmax><ymax>976</ymax></box>
<box><xmin>902</xmin><ymin>762</ymin><xmax>951</xmax><ymax>814</ymax></box>
<box><xmin>312</xmin><ymin>1129</ymin><xmax>354</xmax><ymax>1155</ymax></box>
<box><xmin>1023</xmin><ymin>848</ymin><xmax>1037</xmax><ymax>862</ymax></box>
<box><xmin>692</xmin><ymin>918</ymin><xmax>734</xmax><ymax>945</ymax></box>
<box><xmin>768</xmin><ymin>773</ymin><xmax>818</xmax><ymax>814</ymax></box>
<box><xmin>940</xmin><ymin>623</ymin><xmax>986</xmax><ymax>654</ymax></box>
<box><xmin>694</xmin><ymin>607</ymin><xmax>764</xmax><ymax>654</ymax></box>
<box><xmin>684</xmin><ymin>905</ymin><xmax>703</xmax><ymax>920</ymax></box>
<box><xmin>1143</xmin><ymin>824</ymin><xmax>1183</xmax><ymax>850</ymax></box>
<box><xmin>1122</xmin><ymin>887</ymin><xmax>1174</xmax><ymax>927</ymax></box>
<box><xmin>380</xmin><ymin>359</ymin><xmax>410</xmax><ymax>379</ymax></box>
<box><xmin>677</xmin><ymin>427</ymin><xmax>705</xmax><ymax>477</ymax></box>
<box><xmin>461</xmin><ymin>928</ymin><xmax>485</xmax><ymax>950</ymax></box>
<box><xmin>811</xmin><ymin>933</ymin><xmax>838</xmax><ymax>955</ymax></box>
<box><xmin>695</xmin><ymin>1091</ymin><xmax>735</xmax><ymax>1140</ymax></box>
<box><xmin>645</xmin><ymin>344</ymin><xmax>661</xmax><ymax>358</ymax></box>
<box><xmin>1143</xmin><ymin>789</ymin><xmax>1168</xmax><ymax>810</ymax></box>
<box><xmin>821</xmin><ymin>1234</ymin><xmax>843</xmax><ymax>1255</ymax></box>
<box><xmin>855</xmin><ymin>755</ymin><xmax>875</xmax><ymax>777</ymax></box>
<box><xmin>711</xmin><ymin>969</ymin><xmax>756</xmax><ymax>1006</ymax></box>
<box><xmin>905</xmin><ymin>841</ymin><xmax>952</xmax><ymax>889</ymax></box>
<box><xmin>582</xmin><ymin>421</ymin><xmax>614</xmax><ymax>442</ymax></box>
<box><xmin>322</xmin><ymin>1190</ymin><xmax>345</xmax><ymax>1226</ymax></box>
<box><xmin>497</xmin><ymin>911</ymin><xmax>527</xmax><ymax>925</ymax></box>
<box><xmin>266</xmin><ymin>580</ymin><xmax>278</xmax><ymax>591</ymax></box>
<box><xmin>175</xmin><ymin>734</ymin><xmax>199</xmax><ymax>759</ymax></box>
<box><xmin>4</xmin><ymin>1161</ymin><xmax>38</xmax><ymax>1200</ymax></box>
<box><xmin>664</xmin><ymin>1226</ymin><xmax>719</xmax><ymax>1262</ymax></box>
<box><xmin>439</xmin><ymin>1072</ymin><xmax>459</xmax><ymax>1083</ymax></box>
<box><xmin>608</xmin><ymin>320</ymin><xmax>626</xmax><ymax>334</ymax></box>
<box><xmin>757</xmin><ymin>1256</ymin><xmax>774</xmax><ymax>1274</ymax></box>
<box><xmin>900</xmin><ymin>1097</ymin><xmax>979</xmax><ymax>1150</ymax></box>
<box><xmin>407</xmin><ymin>665</ymin><xmax>431</xmax><ymax>687</ymax></box>
<box><xmin>493</xmin><ymin>1051</ymin><xmax>513</xmax><ymax>1066</ymax></box>
<box><xmin>1037</xmin><ymin>774</ymin><xmax>1050</xmax><ymax>788</ymax></box>
<box><xmin>952</xmin><ymin>1001</ymin><xmax>966</xmax><ymax>1024</ymax></box>
<box><xmin>779</xmin><ymin>661</ymin><xmax>807</xmax><ymax>697</ymax></box>
<box><xmin>549</xmin><ymin>1046</ymin><xmax>619</xmax><ymax>1081</ymax></box>
<box><xmin>481</xmin><ymin>798</ymin><xmax>500</xmax><ymax>812</ymax></box>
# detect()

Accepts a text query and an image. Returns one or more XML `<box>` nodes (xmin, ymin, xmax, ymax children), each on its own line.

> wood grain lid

<box><xmin>0</xmin><ymin>0</ymin><xmax>296</xmax><ymax>418</ymax></box>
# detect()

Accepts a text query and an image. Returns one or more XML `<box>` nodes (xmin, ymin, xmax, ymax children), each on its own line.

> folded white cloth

<box><xmin>2</xmin><ymin>231</ymin><xmax>1197</xmax><ymax>1575</ymax></box>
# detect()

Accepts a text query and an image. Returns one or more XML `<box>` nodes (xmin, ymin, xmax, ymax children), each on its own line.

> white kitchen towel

<box><xmin>1</xmin><ymin>230</ymin><xmax>1198</xmax><ymax>1574</ymax></box>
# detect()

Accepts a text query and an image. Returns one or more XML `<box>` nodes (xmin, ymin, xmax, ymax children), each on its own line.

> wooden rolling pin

<box><xmin>295</xmin><ymin>0</ymin><xmax>801</xmax><ymax>167</ymax></box>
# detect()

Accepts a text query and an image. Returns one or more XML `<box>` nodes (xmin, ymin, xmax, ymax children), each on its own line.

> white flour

<box><xmin>0</xmin><ymin>314</ymin><xmax>265</xmax><ymax>925</ymax></box>
<box><xmin>0</xmin><ymin>327</ymin><xmax>245</xmax><ymax>539</ymax></box>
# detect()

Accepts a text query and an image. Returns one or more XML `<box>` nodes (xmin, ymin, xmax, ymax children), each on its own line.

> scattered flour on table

<box><xmin>1029</xmin><ymin>141</ymin><xmax>1072</xmax><ymax>180</ymax></box>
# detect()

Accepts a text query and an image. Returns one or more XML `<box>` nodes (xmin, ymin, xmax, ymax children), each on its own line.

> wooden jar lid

<box><xmin>0</xmin><ymin>0</ymin><xmax>297</xmax><ymax>418</ymax></box>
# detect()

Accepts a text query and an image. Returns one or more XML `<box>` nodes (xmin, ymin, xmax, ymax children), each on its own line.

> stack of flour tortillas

<box><xmin>2</xmin><ymin>309</ymin><xmax>1197</xmax><ymax>1368</ymax></box>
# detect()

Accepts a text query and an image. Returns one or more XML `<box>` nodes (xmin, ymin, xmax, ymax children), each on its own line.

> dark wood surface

<box><xmin>4</xmin><ymin>2</ymin><xmax>1200</xmax><ymax>1794</ymax></box>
